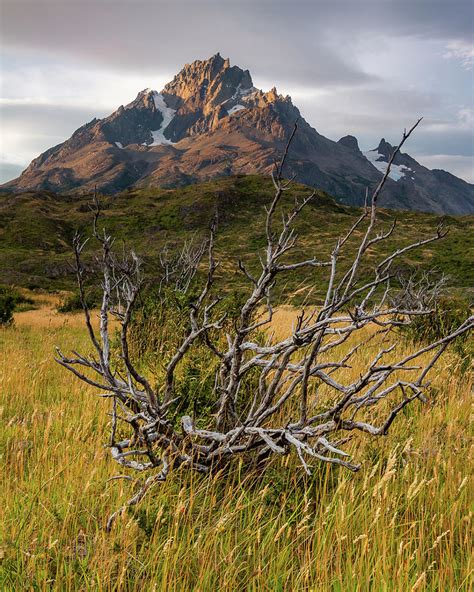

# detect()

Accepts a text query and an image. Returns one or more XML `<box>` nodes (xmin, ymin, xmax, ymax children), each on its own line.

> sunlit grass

<box><xmin>0</xmin><ymin>298</ymin><xmax>472</xmax><ymax>590</ymax></box>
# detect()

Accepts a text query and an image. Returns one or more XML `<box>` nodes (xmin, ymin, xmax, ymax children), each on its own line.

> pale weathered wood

<box><xmin>57</xmin><ymin>122</ymin><xmax>473</xmax><ymax>530</ymax></box>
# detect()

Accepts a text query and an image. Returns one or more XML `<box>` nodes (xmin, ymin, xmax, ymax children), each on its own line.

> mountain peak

<box><xmin>3</xmin><ymin>54</ymin><xmax>473</xmax><ymax>215</ymax></box>
<box><xmin>338</xmin><ymin>135</ymin><xmax>360</xmax><ymax>151</ymax></box>
<box><xmin>162</xmin><ymin>54</ymin><xmax>253</xmax><ymax>110</ymax></box>
<box><xmin>182</xmin><ymin>52</ymin><xmax>228</xmax><ymax>77</ymax></box>
<box><xmin>111</xmin><ymin>54</ymin><xmax>297</xmax><ymax>146</ymax></box>
<box><xmin>377</xmin><ymin>138</ymin><xmax>394</xmax><ymax>157</ymax></box>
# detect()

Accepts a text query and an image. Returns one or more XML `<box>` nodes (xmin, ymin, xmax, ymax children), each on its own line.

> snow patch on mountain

<box><xmin>222</xmin><ymin>84</ymin><xmax>258</xmax><ymax>109</ymax></box>
<box><xmin>364</xmin><ymin>150</ymin><xmax>413</xmax><ymax>182</ymax></box>
<box><xmin>148</xmin><ymin>92</ymin><xmax>176</xmax><ymax>146</ymax></box>
<box><xmin>238</xmin><ymin>85</ymin><xmax>257</xmax><ymax>98</ymax></box>
<box><xmin>228</xmin><ymin>104</ymin><xmax>246</xmax><ymax>115</ymax></box>
<box><xmin>222</xmin><ymin>84</ymin><xmax>259</xmax><ymax>116</ymax></box>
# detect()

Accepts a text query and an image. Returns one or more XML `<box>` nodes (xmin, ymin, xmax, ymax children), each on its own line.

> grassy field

<box><xmin>0</xmin><ymin>294</ymin><xmax>472</xmax><ymax>591</ymax></box>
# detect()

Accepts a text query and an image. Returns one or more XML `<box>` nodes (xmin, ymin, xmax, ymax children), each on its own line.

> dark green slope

<box><xmin>1</xmin><ymin>175</ymin><xmax>472</xmax><ymax>300</ymax></box>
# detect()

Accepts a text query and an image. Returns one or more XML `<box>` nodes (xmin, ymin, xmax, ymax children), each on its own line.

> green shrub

<box><xmin>0</xmin><ymin>284</ymin><xmax>34</xmax><ymax>304</ymax></box>
<box><xmin>404</xmin><ymin>295</ymin><xmax>471</xmax><ymax>344</ymax></box>
<box><xmin>57</xmin><ymin>292</ymin><xmax>84</xmax><ymax>313</ymax></box>
<box><xmin>0</xmin><ymin>291</ymin><xmax>15</xmax><ymax>325</ymax></box>
<box><xmin>402</xmin><ymin>295</ymin><xmax>472</xmax><ymax>372</ymax></box>
<box><xmin>0</xmin><ymin>285</ymin><xmax>34</xmax><ymax>324</ymax></box>
<box><xmin>126</xmin><ymin>286</ymin><xmax>260</xmax><ymax>421</ymax></box>
<box><xmin>57</xmin><ymin>289</ymin><xmax>101</xmax><ymax>313</ymax></box>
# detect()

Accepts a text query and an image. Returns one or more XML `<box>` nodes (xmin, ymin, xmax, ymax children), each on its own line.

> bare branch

<box><xmin>57</xmin><ymin>120</ymin><xmax>470</xmax><ymax>530</ymax></box>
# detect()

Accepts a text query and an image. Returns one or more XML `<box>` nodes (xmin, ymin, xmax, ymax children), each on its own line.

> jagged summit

<box><xmin>108</xmin><ymin>55</ymin><xmax>295</xmax><ymax>146</ymax></box>
<box><xmin>162</xmin><ymin>53</ymin><xmax>254</xmax><ymax>109</ymax></box>
<box><xmin>338</xmin><ymin>135</ymin><xmax>360</xmax><ymax>152</ymax></box>
<box><xmin>376</xmin><ymin>138</ymin><xmax>395</xmax><ymax>158</ymax></box>
<box><xmin>3</xmin><ymin>54</ymin><xmax>473</xmax><ymax>215</ymax></box>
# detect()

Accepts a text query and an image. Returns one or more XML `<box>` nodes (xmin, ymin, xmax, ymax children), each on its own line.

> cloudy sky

<box><xmin>1</xmin><ymin>0</ymin><xmax>473</xmax><ymax>183</ymax></box>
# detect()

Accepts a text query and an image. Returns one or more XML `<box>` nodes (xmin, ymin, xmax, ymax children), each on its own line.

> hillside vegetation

<box><xmin>1</xmin><ymin>175</ymin><xmax>473</xmax><ymax>300</ymax></box>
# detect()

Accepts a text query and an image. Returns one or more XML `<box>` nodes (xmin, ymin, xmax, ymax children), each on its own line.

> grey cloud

<box><xmin>1</xmin><ymin>103</ymin><xmax>109</xmax><ymax>171</ymax></box>
<box><xmin>0</xmin><ymin>162</ymin><xmax>24</xmax><ymax>184</ymax></box>
<box><xmin>0</xmin><ymin>1</ymin><xmax>406</xmax><ymax>89</ymax></box>
<box><xmin>1</xmin><ymin>103</ymin><xmax>108</xmax><ymax>135</ymax></box>
<box><xmin>410</xmin><ymin>128</ymin><xmax>474</xmax><ymax>157</ymax></box>
<box><xmin>416</xmin><ymin>154</ymin><xmax>474</xmax><ymax>182</ymax></box>
<box><xmin>1</xmin><ymin>0</ymin><xmax>473</xmax><ymax>182</ymax></box>
<box><xmin>2</xmin><ymin>1</ymin><xmax>472</xmax><ymax>92</ymax></box>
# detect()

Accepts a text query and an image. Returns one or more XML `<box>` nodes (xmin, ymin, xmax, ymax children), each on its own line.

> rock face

<box><xmin>337</xmin><ymin>135</ymin><xmax>360</xmax><ymax>152</ymax></box>
<box><xmin>4</xmin><ymin>53</ymin><xmax>474</xmax><ymax>214</ymax></box>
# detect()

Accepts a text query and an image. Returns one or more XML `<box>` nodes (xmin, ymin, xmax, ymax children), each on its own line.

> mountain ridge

<box><xmin>3</xmin><ymin>53</ymin><xmax>474</xmax><ymax>215</ymax></box>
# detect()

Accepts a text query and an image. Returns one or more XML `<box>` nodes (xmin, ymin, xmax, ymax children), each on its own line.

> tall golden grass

<box><xmin>0</xmin><ymin>297</ymin><xmax>472</xmax><ymax>591</ymax></box>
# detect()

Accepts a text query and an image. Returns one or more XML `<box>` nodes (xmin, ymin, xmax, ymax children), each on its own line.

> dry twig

<box><xmin>57</xmin><ymin>121</ymin><xmax>473</xmax><ymax>530</ymax></box>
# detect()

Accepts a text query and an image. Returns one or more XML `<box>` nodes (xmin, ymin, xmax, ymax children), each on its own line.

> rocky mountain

<box><xmin>3</xmin><ymin>53</ymin><xmax>473</xmax><ymax>215</ymax></box>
